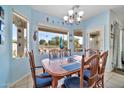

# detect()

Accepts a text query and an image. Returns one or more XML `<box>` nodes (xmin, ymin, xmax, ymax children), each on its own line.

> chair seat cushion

<box><xmin>84</xmin><ymin>69</ymin><xmax>91</xmax><ymax>81</ymax></box>
<box><xmin>36</xmin><ymin>72</ymin><xmax>52</xmax><ymax>88</ymax></box>
<box><xmin>64</xmin><ymin>76</ymin><xmax>88</xmax><ymax>88</ymax></box>
<box><xmin>38</xmin><ymin>72</ymin><xmax>51</xmax><ymax>77</ymax></box>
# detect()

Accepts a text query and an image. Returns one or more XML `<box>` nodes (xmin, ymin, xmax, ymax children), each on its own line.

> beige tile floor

<box><xmin>10</xmin><ymin>72</ymin><xmax>124</xmax><ymax>88</ymax></box>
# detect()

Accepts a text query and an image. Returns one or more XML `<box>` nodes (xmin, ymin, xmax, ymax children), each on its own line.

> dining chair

<box><xmin>84</xmin><ymin>48</ymin><xmax>98</xmax><ymax>57</ymax></box>
<box><xmin>83</xmin><ymin>51</ymin><xmax>108</xmax><ymax>88</ymax></box>
<box><xmin>96</xmin><ymin>51</ymin><xmax>108</xmax><ymax>88</ymax></box>
<box><xmin>49</xmin><ymin>49</ymin><xmax>61</xmax><ymax>59</ymax></box>
<box><xmin>60</xmin><ymin>48</ymin><xmax>71</xmax><ymax>57</ymax></box>
<box><xmin>63</xmin><ymin>53</ymin><xmax>99</xmax><ymax>88</ymax></box>
<box><xmin>83</xmin><ymin>49</ymin><xmax>98</xmax><ymax>79</ymax></box>
<box><xmin>28</xmin><ymin>50</ymin><xmax>52</xmax><ymax>88</ymax></box>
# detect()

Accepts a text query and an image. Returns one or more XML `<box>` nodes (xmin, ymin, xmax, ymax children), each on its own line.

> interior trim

<box><xmin>38</xmin><ymin>24</ymin><xmax>69</xmax><ymax>34</ymax></box>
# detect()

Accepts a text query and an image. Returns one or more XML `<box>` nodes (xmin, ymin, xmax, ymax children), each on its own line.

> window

<box><xmin>12</xmin><ymin>12</ymin><xmax>28</xmax><ymax>58</ymax></box>
<box><xmin>38</xmin><ymin>27</ymin><xmax>68</xmax><ymax>54</ymax></box>
<box><xmin>74</xmin><ymin>31</ymin><xmax>83</xmax><ymax>52</ymax></box>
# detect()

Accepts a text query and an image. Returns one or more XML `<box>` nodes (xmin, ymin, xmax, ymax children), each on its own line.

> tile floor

<box><xmin>10</xmin><ymin>71</ymin><xmax>124</xmax><ymax>88</ymax></box>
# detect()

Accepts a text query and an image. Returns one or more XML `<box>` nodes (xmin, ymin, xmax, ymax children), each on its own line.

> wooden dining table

<box><xmin>41</xmin><ymin>55</ymin><xmax>88</xmax><ymax>88</ymax></box>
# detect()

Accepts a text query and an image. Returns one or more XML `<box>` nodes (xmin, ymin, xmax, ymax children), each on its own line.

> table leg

<box><xmin>52</xmin><ymin>76</ymin><xmax>63</xmax><ymax>88</ymax></box>
<box><xmin>52</xmin><ymin>77</ymin><xmax>58</xmax><ymax>88</ymax></box>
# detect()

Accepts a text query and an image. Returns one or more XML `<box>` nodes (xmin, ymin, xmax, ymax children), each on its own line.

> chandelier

<box><xmin>63</xmin><ymin>5</ymin><xmax>84</xmax><ymax>24</ymax></box>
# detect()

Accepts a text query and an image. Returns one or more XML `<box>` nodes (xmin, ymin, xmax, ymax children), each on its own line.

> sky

<box><xmin>13</xmin><ymin>24</ymin><xmax>27</xmax><ymax>41</ymax></box>
<box><xmin>13</xmin><ymin>24</ymin><xmax>17</xmax><ymax>41</ymax></box>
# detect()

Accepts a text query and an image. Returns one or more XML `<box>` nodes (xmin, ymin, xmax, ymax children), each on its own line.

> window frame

<box><xmin>12</xmin><ymin>11</ymin><xmax>29</xmax><ymax>59</ymax></box>
<box><xmin>37</xmin><ymin>25</ymin><xmax>69</xmax><ymax>55</ymax></box>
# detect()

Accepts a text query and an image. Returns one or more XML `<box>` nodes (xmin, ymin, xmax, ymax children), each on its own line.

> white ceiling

<box><xmin>112</xmin><ymin>6</ymin><xmax>124</xmax><ymax>25</ymax></box>
<box><xmin>30</xmin><ymin>5</ymin><xmax>122</xmax><ymax>21</ymax></box>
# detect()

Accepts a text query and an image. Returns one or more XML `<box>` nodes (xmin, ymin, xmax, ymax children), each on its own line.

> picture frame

<box><xmin>0</xmin><ymin>6</ymin><xmax>4</xmax><ymax>19</ymax></box>
<box><xmin>0</xmin><ymin>34</ymin><xmax>1</xmax><ymax>44</ymax></box>
<box><xmin>0</xmin><ymin>20</ymin><xmax>4</xmax><ymax>31</ymax></box>
<box><xmin>0</xmin><ymin>34</ymin><xmax>5</xmax><ymax>45</ymax></box>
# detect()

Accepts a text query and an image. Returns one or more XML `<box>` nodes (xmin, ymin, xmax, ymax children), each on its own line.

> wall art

<box><xmin>0</xmin><ymin>6</ymin><xmax>4</xmax><ymax>19</ymax></box>
<box><xmin>0</xmin><ymin>34</ymin><xmax>5</xmax><ymax>45</ymax></box>
<box><xmin>0</xmin><ymin>20</ymin><xmax>4</xmax><ymax>31</ymax></box>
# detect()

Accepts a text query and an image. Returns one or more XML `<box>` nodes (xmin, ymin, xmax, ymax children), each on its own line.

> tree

<box><xmin>51</xmin><ymin>36</ymin><xmax>60</xmax><ymax>46</ymax></box>
<box><xmin>64</xmin><ymin>40</ymin><xmax>68</xmax><ymax>48</ymax></box>
<box><xmin>56</xmin><ymin>36</ymin><xmax>60</xmax><ymax>45</ymax></box>
<box><xmin>39</xmin><ymin>39</ymin><xmax>46</xmax><ymax>45</ymax></box>
<box><xmin>48</xmin><ymin>40</ymin><xmax>55</xmax><ymax>45</ymax></box>
<box><xmin>74</xmin><ymin>38</ymin><xmax>80</xmax><ymax>48</ymax></box>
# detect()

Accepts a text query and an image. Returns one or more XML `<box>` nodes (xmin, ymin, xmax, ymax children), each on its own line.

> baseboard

<box><xmin>112</xmin><ymin>68</ymin><xmax>124</xmax><ymax>75</ymax></box>
<box><xmin>0</xmin><ymin>84</ymin><xmax>8</xmax><ymax>88</ymax></box>
<box><xmin>8</xmin><ymin>73</ymin><xmax>30</xmax><ymax>88</ymax></box>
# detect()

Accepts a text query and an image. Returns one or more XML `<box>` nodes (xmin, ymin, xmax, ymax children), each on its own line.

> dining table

<box><xmin>41</xmin><ymin>55</ymin><xmax>88</xmax><ymax>88</ymax></box>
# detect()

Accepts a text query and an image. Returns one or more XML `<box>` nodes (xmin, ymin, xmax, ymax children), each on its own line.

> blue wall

<box><xmin>9</xmin><ymin>5</ymin><xmax>32</xmax><ymax>86</ymax></box>
<box><xmin>84</xmin><ymin>11</ymin><xmax>110</xmax><ymax>50</ymax></box>
<box><xmin>0</xmin><ymin>5</ymin><xmax>12</xmax><ymax>87</ymax></box>
<box><xmin>0</xmin><ymin>5</ymin><xmax>71</xmax><ymax>87</ymax></box>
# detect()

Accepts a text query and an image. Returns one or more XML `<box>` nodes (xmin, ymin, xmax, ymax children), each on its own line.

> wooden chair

<box><xmin>96</xmin><ymin>51</ymin><xmax>108</xmax><ymax>88</ymax></box>
<box><xmin>63</xmin><ymin>53</ymin><xmax>99</xmax><ymax>88</ymax></box>
<box><xmin>28</xmin><ymin>50</ymin><xmax>52</xmax><ymax>88</ymax></box>
<box><xmin>83</xmin><ymin>51</ymin><xmax>108</xmax><ymax>88</ymax></box>
<box><xmin>83</xmin><ymin>48</ymin><xmax>98</xmax><ymax>79</ymax></box>
<box><xmin>77</xmin><ymin>49</ymin><xmax>98</xmax><ymax>77</ymax></box>
<box><xmin>84</xmin><ymin>48</ymin><xmax>98</xmax><ymax>57</ymax></box>
<box><xmin>49</xmin><ymin>49</ymin><xmax>61</xmax><ymax>59</ymax></box>
<box><xmin>60</xmin><ymin>48</ymin><xmax>71</xmax><ymax>57</ymax></box>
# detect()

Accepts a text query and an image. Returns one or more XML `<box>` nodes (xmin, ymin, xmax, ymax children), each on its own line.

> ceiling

<box><xmin>30</xmin><ymin>5</ymin><xmax>122</xmax><ymax>21</ymax></box>
<box><xmin>112</xmin><ymin>6</ymin><xmax>124</xmax><ymax>25</ymax></box>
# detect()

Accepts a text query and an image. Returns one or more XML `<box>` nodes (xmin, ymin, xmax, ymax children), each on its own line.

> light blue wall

<box><xmin>0</xmin><ymin>5</ymin><xmax>33</xmax><ymax>87</ymax></box>
<box><xmin>0</xmin><ymin>5</ymin><xmax>71</xmax><ymax>87</ymax></box>
<box><xmin>9</xmin><ymin>5</ymin><xmax>32</xmax><ymax>86</ymax></box>
<box><xmin>84</xmin><ymin>11</ymin><xmax>110</xmax><ymax>50</ymax></box>
<box><xmin>0</xmin><ymin>5</ymin><xmax>11</xmax><ymax>87</ymax></box>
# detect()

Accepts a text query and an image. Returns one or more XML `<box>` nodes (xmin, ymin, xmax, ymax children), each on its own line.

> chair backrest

<box><xmin>49</xmin><ymin>49</ymin><xmax>61</xmax><ymax>59</ymax></box>
<box><xmin>85</xmin><ymin>48</ymin><xmax>97</xmax><ymax>57</ymax></box>
<box><xmin>80</xmin><ymin>55</ymin><xmax>85</xmax><ymax>88</ymax></box>
<box><xmin>80</xmin><ymin>53</ymin><xmax>99</xmax><ymax>88</ymax></box>
<box><xmin>98</xmin><ymin>51</ymin><xmax>108</xmax><ymax>75</ymax></box>
<box><xmin>28</xmin><ymin>50</ymin><xmax>37</xmax><ymax>87</ymax></box>
<box><xmin>60</xmin><ymin>48</ymin><xmax>71</xmax><ymax>57</ymax></box>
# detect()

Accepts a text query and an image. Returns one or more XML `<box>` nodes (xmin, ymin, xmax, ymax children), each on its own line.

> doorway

<box><xmin>89</xmin><ymin>31</ymin><xmax>100</xmax><ymax>50</ymax></box>
<box><xmin>87</xmin><ymin>27</ymin><xmax>104</xmax><ymax>51</ymax></box>
<box><xmin>112</xmin><ymin>23</ymin><xmax>124</xmax><ymax>74</ymax></box>
<box><xmin>122</xmin><ymin>29</ymin><xmax>124</xmax><ymax>69</ymax></box>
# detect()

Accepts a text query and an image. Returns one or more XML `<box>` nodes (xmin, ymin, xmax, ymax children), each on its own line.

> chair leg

<box><xmin>43</xmin><ymin>68</ymin><xmax>45</xmax><ymax>73</ymax></box>
<box><xmin>102</xmin><ymin>77</ymin><xmax>104</xmax><ymax>88</ymax></box>
<box><xmin>61</xmin><ymin>84</ymin><xmax>65</xmax><ymax>88</ymax></box>
<box><xmin>95</xmin><ymin>79</ymin><xmax>103</xmax><ymax>88</ymax></box>
<box><xmin>78</xmin><ymin>72</ymin><xmax>80</xmax><ymax>77</ymax></box>
<box><xmin>33</xmin><ymin>84</ymin><xmax>36</xmax><ymax>88</ymax></box>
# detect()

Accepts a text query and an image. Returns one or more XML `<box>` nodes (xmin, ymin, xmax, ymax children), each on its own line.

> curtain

<box><xmin>122</xmin><ymin>30</ymin><xmax>124</xmax><ymax>64</ymax></box>
<box><xmin>113</xmin><ymin>22</ymin><xmax>122</xmax><ymax>69</ymax></box>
